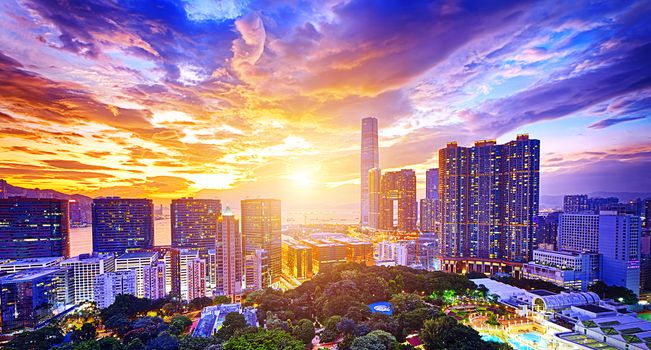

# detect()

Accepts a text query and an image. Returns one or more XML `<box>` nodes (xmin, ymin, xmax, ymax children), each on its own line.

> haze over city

<box><xmin>1</xmin><ymin>0</ymin><xmax>650</xmax><ymax>213</ymax></box>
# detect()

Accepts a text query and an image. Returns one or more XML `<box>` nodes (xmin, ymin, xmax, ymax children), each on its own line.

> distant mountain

<box><xmin>0</xmin><ymin>179</ymin><xmax>93</xmax><ymax>225</ymax></box>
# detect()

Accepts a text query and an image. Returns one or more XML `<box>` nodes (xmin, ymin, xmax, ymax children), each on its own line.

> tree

<box><xmin>96</xmin><ymin>337</ymin><xmax>126</xmax><ymax>350</ymax></box>
<box><xmin>4</xmin><ymin>325</ymin><xmax>64</xmax><ymax>350</ymax></box>
<box><xmin>72</xmin><ymin>323</ymin><xmax>97</xmax><ymax>343</ymax></box>
<box><xmin>419</xmin><ymin>316</ymin><xmax>490</xmax><ymax>350</ymax></box>
<box><xmin>589</xmin><ymin>281</ymin><xmax>638</xmax><ymax>305</ymax></box>
<box><xmin>145</xmin><ymin>331</ymin><xmax>178</xmax><ymax>350</ymax></box>
<box><xmin>390</xmin><ymin>293</ymin><xmax>424</xmax><ymax>314</ymax></box>
<box><xmin>178</xmin><ymin>335</ymin><xmax>220</xmax><ymax>350</ymax></box>
<box><xmin>189</xmin><ymin>296</ymin><xmax>213</xmax><ymax>311</ymax></box>
<box><xmin>169</xmin><ymin>316</ymin><xmax>192</xmax><ymax>336</ymax></box>
<box><xmin>292</xmin><ymin>319</ymin><xmax>315</xmax><ymax>345</ymax></box>
<box><xmin>350</xmin><ymin>334</ymin><xmax>386</xmax><ymax>350</ymax></box>
<box><xmin>216</xmin><ymin>312</ymin><xmax>249</xmax><ymax>340</ymax></box>
<box><xmin>213</xmin><ymin>295</ymin><xmax>232</xmax><ymax>304</ymax></box>
<box><xmin>125</xmin><ymin>339</ymin><xmax>145</xmax><ymax>350</ymax></box>
<box><xmin>224</xmin><ymin>329</ymin><xmax>305</xmax><ymax>350</ymax></box>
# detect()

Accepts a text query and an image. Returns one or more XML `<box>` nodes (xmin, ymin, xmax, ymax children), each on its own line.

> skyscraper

<box><xmin>598</xmin><ymin>212</ymin><xmax>641</xmax><ymax>295</ymax></box>
<box><xmin>92</xmin><ymin>197</ymin><xmax>154</xmax><ymax>255</ymax></box>
<box><xmin>244</xmin><ymin>249</ymin><xmax>268</xmax><ymax>290</ymax></box>
<box><xmin>61</xmin><ymin>253</ymin><xmax>115</xmax><ymax>304</ymax></box>
<box><xmin>0</xmin><ymin>197</ymin><xmax>70</xmax><ymax>259</ymax></box>
<box><xmin>215</xmin><ymin>207</ymin><xmax>243</xmax><ymax>301</ymax></box>
<box><xmin>425</xmin><ymin>168</ymin><xmax>439</xmax><ymax>200</ymax></box>
<box><xmin>368</xmin><ymin>167</ymin><xmax>381</xmax><ymax>229</ymax></box>
<box><xmin>564</xmin><ymin>194</ymin><xmax>589</xmax><ymax>213</ymax></box>
<box><xmin>171</xmin><ymin>198</ymin><xmax>221</xmax><ymax>250</ymax></box>
<box><xmin>419</xmin><ymin>198</ymin><xmax>437</xmax><ymax>233</ymax></box>
<box><xmin>360</xmin><ymin>117</ymin><xmax>379</xmax><ymax>227</ymax></box>
<box><xmin>94</xmin><ymin>270</ymin><xmax>137</xmax><ymax>309</ymax></box>
<box><xmin>379</xmin><ymin>169</ymin><xmax>417</xmax><ymax>232</ymax></box>
<box><xmin>187</xmin><ymin>257</ymin><xmax>206</xmax><ymax>300</ymax></box>
<box><xmin>558</xmin><ymin>213</ymin><xmax>600</xmax><ymax>253</ymax></box>
<box><xmin>241</xmin><ymin>199</ymin><xmax>281</xmax><ymax>284</ymax></box>
<box><xmin>439</xmin><ymin>135</ymin><xmax>540</xmax><ymax>271</ymax></box>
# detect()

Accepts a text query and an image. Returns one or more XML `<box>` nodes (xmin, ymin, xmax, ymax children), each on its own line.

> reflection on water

<box><xmin>70</xmin><ymin>219</ymin><xmax>171</xmax><ymax>257</ymax></box>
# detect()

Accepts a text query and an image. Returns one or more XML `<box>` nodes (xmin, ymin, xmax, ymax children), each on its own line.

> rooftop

<box><xmin>117</xmin><ymin>251</ymin><xmax>158</xmax><ymax>260</ymax></box>
<box><xmin>0</xmin><ymin>267</ymin><xmax>61</xmax><ymax>282</ymax></box>
<box><xmin>574</xmin><ymin>304</ymin><xmax>613</xmax><ymax>314</ymax></box>
<box><xmin>0</xmin><ymin>256</ymin><xmax>64</xmax><ymax>266</ymax></box>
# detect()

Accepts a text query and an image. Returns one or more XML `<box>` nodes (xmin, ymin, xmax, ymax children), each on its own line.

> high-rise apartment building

<box><xmin>92</xmin><ymin>197</ymin><xmax>154</xmax><ymax>255</ymax></box>
<box><xmin>61</xmin><ymin>253</ymin><xmax>115</xmax><ymax>304</ymax></box>
<box><xmin>93</xmin><ymin>270</ymin><xmax>137</xmax><ymax>309</ymax></box>
<box><xmin>215</xmin><ymin>207</ymin><xmax>243</xmax><ymax>301</ymax></box>
<box><xmin>0</xmin><ymin>198</ymin><xmax>70</xmax><ymax>259</ymax></box>
<box><xmin>241</xmin><ymin>199</ymin><xmax>281</xmax><ymax>284</ymax></box>
<box><xmin>131</xmin><ymin>246</ymin><xmax>180</xmax><ymax>296</ymax></box>
<box><xmin>180</xmin><ymin>249</ymin><xmax>199</xmax><ymax>300</ymax></box>
<box><xmin>368</xmin><ymin>168</ymin><xmax>381</xmax><ymax>229</ymax></box>
<box><xmin>115</xmin><ymin>251</ymin><xmax>159</xmax><ymax>297</ymax></box>
<box><xmin>187</xmin><ymin>257</ymin><xmax>206</xmax><ymax>301</ymax></box>
<box><xmin>535</xmin><ymin>211</ymin><xmax>561</xmax><ymax>249</ymax></box>
<box><xmin>171</xmin><ymin>198</ymin><xmax>221</xmax><ymax>250</ymax></box>
<box><xmin>419</xmin><ymin>198</ymin><xmax>437</xmax><ymax>233</ymax></box>
<box><xmin>143</xmin><ymin>262</ymin><xmax>166</xmax><ymax>300</ymax></box>
<box><xmin>379</xmin><ymin>169</ymin><xmax>417</xmax><ymax>232</ymax></box>
<box><xmin>244</xmin><ymin>249</ymin><xmax>268</xmax><ymax>290</ymax></box>
<box><xmin>361</xmin><ymin>117</ymin><xmax>379</xmax><ymax>227</ymax></box>
<box><xmin>564</xmin><ymin>195</ymin><xmax>589</xmax><ymax>213</ymax></box>
<box><xmin>439</xmin><ymin>135</ymin><xmax>540</xmax><ymax>267</ymax></box>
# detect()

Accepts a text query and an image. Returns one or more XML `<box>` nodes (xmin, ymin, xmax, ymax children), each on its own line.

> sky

<box><xmin>0</xmin><ymin>0</ymin><xmax>650</xmax><ymax>211</ymax></box>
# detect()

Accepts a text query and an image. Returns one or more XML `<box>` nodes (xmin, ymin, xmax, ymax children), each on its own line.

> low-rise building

<box><xmin>523</xmin><ymin>249</ymin><xmax>599</xmax><ymax>291</ymax></box>
<box><xmin>115</xmin><ymin>251</ymin><xmax>159</xmax><ymax>298</ymax></box>
<box><xmin>192</xmin><ymin>303</ymin><xmax>257</xmax><ymax>338</ymax></box>
<box><xmin>93</xmin><ymin>270</ymin><xmax>137</xmax><ymax>309</ymax></box>
<box><xmin>0</xmin><ymin>257</ymin><xmax>64</xmax><ymax>273</ymax></box>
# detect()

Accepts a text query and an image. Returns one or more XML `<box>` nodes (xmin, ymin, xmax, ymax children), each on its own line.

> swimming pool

<box><xmin>480</xmin><ymin>331</ymin><xmax>548</xmax><ymax>350</ymax></box>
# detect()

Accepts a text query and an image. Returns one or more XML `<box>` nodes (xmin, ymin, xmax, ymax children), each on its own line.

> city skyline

<box><xmin>0</xmin><ymin>1</ymin><xmax>650</xmax><ymax>212</ymax></box>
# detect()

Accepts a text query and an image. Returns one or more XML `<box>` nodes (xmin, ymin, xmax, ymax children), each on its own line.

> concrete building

<box><xmin>598</xmin><ymin>212</ymin><xmax>641</xmax><ymax>295</ymax></box>
<box><xmin>282</xmin><ymin>238</ymin><xmax>313</xmax><ymax>281</ymax></box>
<box><xmin>115</xmin><ymin>251</ymin><xmax>159</xmax><ymax>297</ymax></box>
<box><xmin>180</xmin><ymin>249</ymin><xmax>200</xmax><ymax>300</ymax></box>
<box><xmin>131</xmin><ymin>246</ymin><xmax>180</xmax><ymax>296</ymax></box>
<box><xmin>419</xmin><ymin>198</ymin><xmax>437</xmax><ymax>233</ymax></box>
<box><xmin>171</xmin><ymin>198</ymin><xmax>221</xmax><ymax>250</ymax></box>
<box><xmin>241</xmin><ymin>199</ymin><xmax>281</xmax><ymax>285</ymax></box>
<box><xmin>563</xmin><ymin>194</ymin><xmax>589</xmax><ymax>213</ymax></box>
<box><xmin>215</xmin><ymin>207</ymin><xmax>243</xmax><ymax>301</ymax></box>
<box><xmin>61</xmin><ymin>253</ymin><xmax>115</xmax><ymax>304</ymax></box>
<box><xmin>558</xmin><ymin>213</ymin><xmax>600</xmax><ymax>253</ymax></box>
<box><xmin>0</xmin><ymin>198</ymin><xmax>70</xmax><ymax>259</ymax></box>
<box><xmin>522</xmin><ymin>249</ymin><xmax>600</xmax><ymax>291</ymax></box>
<box><xmin>368</xmin><ymin>167</ymin><xmax>381</xmax><ymax>230</ymax></box>
<box><xmin>360</xmin><ymin>117</ymin><xmax>379</xmax><ymax>227</ymax></box>
<box><xmin>0</xmin><ymin>256</ymin><xmax>64</xmax><ymax>273</ymax></box>
<box><xmin>244</xmin><ymin>249</ymin><xmax>268</xmax><ymax>291</ymax></box>
<box><xmin>92</xmin><ymin>197</ymin><xmax>154</xmax><ymax>255</ymax></box>
<box><xmin>143</xmin><ymin>261</ymin><xmax>166</xmax><ymax>300</ymax></box>
<box><xmin>301</xmin><ymin>239</ymin><xmax>347</xmax><ymax>274</ymax></box>
<box><xmin>93</xmin><ymin>270</ymin><xmax>137</xmax><ymax>309</ymax></box>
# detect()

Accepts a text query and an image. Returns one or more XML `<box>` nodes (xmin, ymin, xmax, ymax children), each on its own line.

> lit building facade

<box><xmin>131</xmin><ymin>246</ymin><xmax>180</xmax><ymax>296</ymax></box>
<box><xmin>93</xmin><ymin>270</ymin><xmax>137</xmax><ymax>309</ymax></box>
<box><xmin>438</xmin><ymin>135</ymin><xmax>540</xmax><ymax>268</ymax></box>
<box><xmin>115</xmin><ymin>251</ymin><xmax>159</xmax><ymax>298</ymax></box>
<box><xmin>215</xmin><ymin>207</ymin><xmax>243</xmax><ymax>301</ymax></box>
<box><xmin>92</xmin><ymin>197</ymin><xmax>154</xmax><ymax>255</ymax></box>
<box><xmin>244</xmin><ymin>249</ymin><xmax>268</xmax><ymax>291</ymax></box>
<box><xmin>241</xmin><ymin>199</ymin><xmax>281</xmax><ymax>284</ymax></box>
<box><xmin>563</xmin><ymin>194</ymin><xmax>589</xmax><ymax>213</ymax></box>
<box><xmin>558</xmin><ymin>213</ymin><xmax>600</xmax><ymax>253</ymax></box>
<box><xmin>282</xmin><ymin>239</ymin><xmax>313</xmax><ymax>281</ymax></box>
<box><xmin>301</xmin><ymin>239</ymin><xmax>347</xmax><ymax>274</ymax></box>
<box><xmin>180</xmin><ymin>249</ymin><xmax>199</xmax><ymax>300</ymax></box>
<box><xmin>187</xmin><ymin>257</ymin><xmax>206</xmax><ymax>301</ymax></box>
<box><xmin>171</xmin><ymin>198</ymin><xmax>221</xmax><ymax>250</ymax></box>
<box><xmin>0</xmin><ymin>257</ymin><xmax>64</xmax><ymax>273</ymax></box>
<box><xmin>522</xmin><ymin>249</ymin><xmax>599</xmax><ymax>291</ymax></box>
<box><xmin>379</xmin><ymin>169</ymin><xmax>417</xmax><ymax>232</ymax></box>
<box><xmin>61</xmin><ymin>253</ymin><xmax>115</xmax><ymax>304</ymax></box>
<box><xmin>360</xmin><ymin>117</ymin><xmax>379</xmax><ymax>227</ymax></box>
<box><xmin>598</xmin><ymin>212</ymin><xmax>641</xmax><ymax>295</ymax></box>
<box><xmin>368</xmin><ymin>167</ymin><xmax>381</xmax><ymax>229</ymax></box>
<box><xmin>0</xmin><ymin>198</ymin><xmax>70</xmax><ymax>259</ymax></box>
<box><xmin>419</xmin><ymin>198</ymin><xmax>437</xmax><ymax>233</ymax></box>
<box><xmin>143</xmin><ymin>262</ymin><xmax>166</xmax><ymax>300</ymax></box>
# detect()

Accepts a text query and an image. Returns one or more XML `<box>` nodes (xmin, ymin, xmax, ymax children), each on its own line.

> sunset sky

<box><xmin>1</xmin><ymin>0</ymin><xmax>650</xmax><ymax>210</ymax></box>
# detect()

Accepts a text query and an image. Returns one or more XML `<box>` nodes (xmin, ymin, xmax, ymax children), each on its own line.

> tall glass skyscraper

<box><xmin>0</xmin><ymin>198</ymin><xmax>70</xmax><ymax>259</ymax></box>
<box><xmin>360</xmin><ymin>117</ymin><xmax>379</xmax><ymax>227</ymax></box>
<box><xmin>241</xmin><ymin>199</ymin><xmax>281</xmax><ymax>285</ymax></box>
<box><xmin>92</xmin><ymin>197</ymin><xmax>154</xmax><ymax>255</ymax></box>
<box><xmin>439</xmin><ymin>135</ymin><xmax>540</xmax><ymax>264</ymax></box>
<box><xmin>171</xmin><ymin>198</ymin><xmax>221</xmax><ymax>250</ymax></box>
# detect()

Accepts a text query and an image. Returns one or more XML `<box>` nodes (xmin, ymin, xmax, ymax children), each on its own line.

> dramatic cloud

<box><xmin>0</xmin><ymin>0</ymin><xmax>650</xmax><ymax>210</ymax></box>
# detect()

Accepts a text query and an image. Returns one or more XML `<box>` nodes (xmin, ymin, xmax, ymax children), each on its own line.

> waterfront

<box><xmin>69</xmin><ymin>219</ymin><xmax>171</xmax><ymax>257</ymax></box>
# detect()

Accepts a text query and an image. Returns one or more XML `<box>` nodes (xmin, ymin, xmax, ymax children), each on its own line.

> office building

<box><xmin>171</xmin><ymin>198</ymin><xmax>221</xmax><ymax>250</ymax></box>
<box><xmin>598</xmin><ymin>212</ymin><xmax>641</xmax><ymax>295</ymax></box>
<box><xmin>379</xmin><ymin>169</ymin><xmax>417</xmax><ymax>232</ymax></box>
<box><xmin>115</xmin><ymin>251</ymin><xmax>159</xmax><ymax>297</ymax></box>
<box><xmin>244</xmin><ymin>249</ymin><xmax>268</xmax><ymax>291</ymax></box>
<box><xmin>61</xmin><ymin>253</ymin><xmax>114</xmax><ymax>304</ymax></box>
<box><xmin>92</xmin><ymin>197</ymin><xmax>154</xmax><ymax>255</ymax></box>
<box><xmin>0</xmin><ymin>198</ymin><xmax>70</xmax><ymax>259</ymax></box>
<box><xmin>558</xmin><ymin>213</ymin><xmax>600</xmax><ymax>253</ymax></box>
<box><xmin>301</xmin><ymin>239</ymin><xmax>347</xmax><ymax>274</ymax></box>
<box><xmin>215</xmin><ymin>207</ymin><xmax>243</xmax><ymax>301</ymax></box>
<box><xmin>93</xmin><ymin>270</ymin><xmax>137</xmax><ymax>309</ymax></box>
<box><xmin>360</xmin><ymin>117</ymin><xmax>379</xmax><ymax>227</ymax></box>
<box><xmin>368</xmin><ymin>167</ymin><xmax>381</xmax><ymax>229</ymax></box>
<box><xmin>438</xmin><ymin>135</ymin><xmax>540</xmax><ymax>269</ymax></box>
<box><xmin>522</xmin><ymin>249</ymin><xmax>599</xmax><ymax>291</ymax></box>
<box><xmin>143</xmin><ymin>262</ymin><xmax>166</xmax><ymax>300</ymax></box>
<box><xmin>535</xmin><ymin>211</ymin><xmax>561</xmax><ymax>249</ymax></box>
<box><xmin>641</xmin><ymin>231</ymin><xmax>650</xmax><ymax>291</ymax></box>
<box><xmin>425</xmin><ymin>168</ymin><xmax>438</xmax><ymax>200</ymax></box>
<box><xmin>587</xmin><ymin>197</ymin><xmax>619</xmax><ymax>213</ymax></box>
<box><xmin>0</xmin><ymin>256</ymin><xmax>64</xmax><ymax>273</ymax></box>
<box><xmin>564</xmin><ymin>194</ymin><xmax>589</xmax><ymax>213</ymax></box>
<box><xmin>0</xmin><ymin>268</ymin><xmax>74</xmax><ymax>333</ymax></box>
<box><xmin>241</xmin><ymin>199</ymin><xmax>281</xmax><ymax>284</ymax></box>
<box><xmin>330</xmin><ymin>236</ymin><xmax>374</xmax><ymax>266</ymax></box>
<box><xmin>419</xmin><ymin>198</ymin><xmax>437</xmax><ymax>233</ymax></box>
<box><xmin>187</xmin><ymin>257</ymin><xmax>206</xmax><ymax>301</ymax></box>
<box><xmin>282</xmin><ymin>238</ymin><xmax>313</xmax><ymax>281</ymax></box>
<box><xmin>207</xmin><ymin>249</ymin><xmax>217</xmax><ymax>294</ymax></box>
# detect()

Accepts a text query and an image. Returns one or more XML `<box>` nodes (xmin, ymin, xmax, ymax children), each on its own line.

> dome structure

<box><xmin>531</xmin><ymin>292</ymin><xmax>600</xmax><ymax>311</ymax></box>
